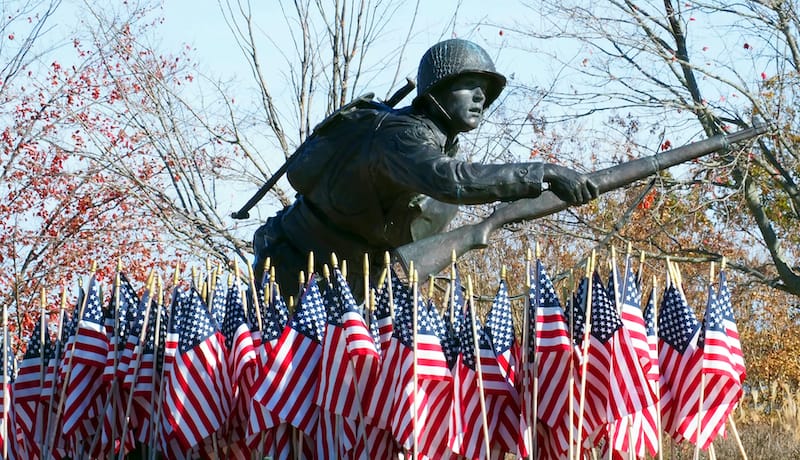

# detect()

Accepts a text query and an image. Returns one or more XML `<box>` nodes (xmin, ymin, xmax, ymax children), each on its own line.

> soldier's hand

<box><xmin>543</xmin><ymin>164</ymin><xmax>599</xmax><ymax>205</ymax></box>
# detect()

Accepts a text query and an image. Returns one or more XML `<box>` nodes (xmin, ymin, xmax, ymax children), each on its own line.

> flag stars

<box><xmin>659</xmin><ymin>286</ymin><xmax>699</xmax><ymax>353</ymax></box>
<box><xmin>178</xmin><ymin>289</ymin><xmax>217</xmax><ymax>354</ymax></box>
<box><xmin>222</xmin><ymin>283</ymin><xmax>248</xmax><ymax>349</ymax></box>
<box><xmin>82</xmin><ymin>278</ymin><xmax>104</xmax><ymax>325</ymax></box>
<box><xmin>590</xmin><ymin>275</ymin><xmax>622</xmax><ymax>343</ymax></box>
<box><xmin>289</xmin><ymin>277</ymin><xmax>326</xmax><ymax>343</ymax></box>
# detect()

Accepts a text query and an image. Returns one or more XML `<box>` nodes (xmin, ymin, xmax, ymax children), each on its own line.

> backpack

<box><xmin>286</xmin><ymin>93</ymin><xmax>396</xmax><ymax>195</ymax></box>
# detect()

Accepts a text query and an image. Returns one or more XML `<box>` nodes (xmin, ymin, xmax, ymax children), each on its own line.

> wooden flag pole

<box><xmin>448</xmin><ymin>250</ymin><xmax>456</xmax><ymax>324</ymax></box>
<box><xmin>323</xmin><ymin>262</ymin><xmax>344</xmax><ymax>455</ymax></box>
<box><xmin>151</xmin><ymin>262</ymin><xmax>181</xmax><ymax>460</ymax></box>
<box><xmin>383</xmin><ymin>252</ymin><xmax>395</xmax><ymax>320</ymax></box>
<box><xmin>410</xmin><ymin>264</ymin><xmax>420</xmax><ymax>459</ymax></box>
<box><xmin>637</xmin><ymin>250</ymin><xmax>646</xmax><ymax>286</ymax></box>
<box><xmin>337</xmin><ymin>255</ymin><xmax>373</xmax><ymax>457</ymax></box>
<box><xmin>47</xmin><ymin>264</ymin><xmax>96</xmax><ymax>455</ymax></box>
<box><xmin>248</xmin><ymin>262</ymin><xmax>271</xmax><ymax>460</ymax></box>
<box><xmin>2</xmin><ymin>294</ymin><xmax>8</xmax><ymax>460</ymax></box>
<box><xmin>89</xmin><ymin>265</ymin><xmax>125</xmax><ymax>459</ymax></box>
<box><xmin>530</xmin><ymin>246</ymin><xmax>540</xmax><ymax>459</ymax></box>
<box><xmin>146</xmin><ymin>276</ymin><xmax>164</xmax><ymax>456</ymax></box>
<box><xmin>727</xmin><ymin>415</ymin><xmax>748</xmax><ymax>460</ymax></box>
<box><xmin>37</xmin><ymin>287</ymin><xmax>48</xmax><ymax>452</ymax></box>
<box><xmin>521</xmin><ymin>248</ymin><xmax>533</xmax><ymax>459</ymax></box>
<box><xmin>576</xmin><ymin>253</ymin><xmax>596</xmax><ymax>460</ymax></box>
<box><xmin>649</xmin><ymin>275</ymin><xmax>664</xmax><ymax>460</ymax></box>
<box><xmin>565</xmin><ymin>276</ymin><xmax>575</xmax><ymax>460</ymax></box>
<box><xmin>448</xmin><ymin>251</ymin><xmax>465</xmax><ymax>447</ymax></box>
<box><xmin>692</xmin><ymin>264</ymin><xmax>711</xmax><ymax>460</ymax></box>
<box><xmin>608</xmin><ymin>248</ymin><xmax>619</xmax><ymax>460</ymax></box>
<box><xmin>110</xmin><ymin>263</ymin><xmax>124</xmax><ymax>459</ymax></box>
<box><xmin>42</xmin><ymin>284</ymin><xmax>68</xmax><ymax>459</ymax></box>
<box><xmin>364</xmin><ymin>254</ymin><xmax>371</xmax><ymax>321</ymax></box>
<box><xmin>628</xmin><ymin>417</ymin><xmax>636</xmax><ymax>460</ymax></box>
<box><xmin>467</xmin><ymin>275</ymin><xmax>493</xmax><ymax>458</ymax></box>
<box><xmin>118</xmin><ymin>277</ymin><xmax>156</xmax><ymax>460</ymax></box>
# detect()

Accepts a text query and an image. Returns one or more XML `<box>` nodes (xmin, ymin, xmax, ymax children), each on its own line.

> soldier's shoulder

<box><xmin>375</xmin><ymin>106</ymin><xmax>445</xmax><ymax>146</ymax></box>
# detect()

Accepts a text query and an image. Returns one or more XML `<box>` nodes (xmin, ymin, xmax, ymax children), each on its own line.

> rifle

<box><xmin>231</xmin><ymin>78</ymin><xmax>416</xmax><ymax>220</ymax></box>
<box><xmin>392</xmin><ymin>123</ymin><xmax>768</xmax><ymax>280</ymax></box>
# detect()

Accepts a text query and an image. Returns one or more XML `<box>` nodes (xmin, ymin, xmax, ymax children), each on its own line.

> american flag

<box><xmin>482</xmin><ymin>279</ymin><xmax>520</xmax><ymax>456</ymax></box>
<box><xmin>419</xmin><ymin>300</ymin><xmax>457</xmax><ymax>459</ymax></box>
<box><xmin>641</xmin><ymin>288</ymin><xmax>662</xmax><ymax>453</ymax></box>
<box><xmin>48</xmin><ymin>301</ymin><xmax>79</xmax><ymax>458</ymax></box>
<box><xmin>104</xmin><ymin>274</ymin><xmax>138</xmax><ymax>381</ymax></box>
<box><xmin>643</xmin><ymin>290</ymin><xmax>660</xmax><ymax>379</ymax></box>
<box><xmin>371</xmin><ymin>271</ymin><xmax>400</xmax><ymax>353</ymax></box>
<box><xmin>97</xmin><ymin>275</ymin><xmax>143</xmax><ymax>460</ymax></box>
<box><xmin>314</xmin><ymin>277</ymin><xmax>352</xmax><ymax>459</ymax></box>
<box><xmin>429</xmin><ymin>299</ymin><xmax>460</xmax><ymax>372</ymax></box>
<box><xmin>62</xmin><ymin>275</ymin><xmax>108</xmax><ymax>439</ymax></box>
<box><xmin>163</xmin><ymin>287</ymin><xmax>231</xmax><ymax>451</ymax></box>
<box><xmin>117</xmin><ymin>283</ymin><xmax>150</xmax><ymax>382</ymax></box>
<box><xmin>222</xmin><ymin>279</ymin><xmax>257</xmax><ymax>387</ymax></box>
<box><xmin>388</xmin><ymin>279</ymin><xmax>451</xmax><ymax>450</ymax></box>
<box><xmin>13</xmin><ymin>316</ymin><xmax>45</xmax><ymax>453</ymax></box>
<box><xmin>57</xmin><ymin>289</ymin><xmax>82</xmax><ymax>390</ymax></box>
<box><xmin>717</xmin><ymin>270</ymin><xmax>745</xmax><ymax>382</ymax></box>
<box><xmin>522</xmin><ymin>260</ymin><xmax>572</xmax><ymax>457</ymax></box>
<box><xmin>448</xmin><ymin>299</ymin><xmax>489</xmax><ymax>459</ymax></box>
<box><xmin>588</xmin><ymin>272</ymin><xmax>656</xmax><ymax>428</ymax></box>
<box><xmin>246</xmin><ymin>282</ymin><xmax>265</xmax><ymax>353</ymax></box>
<box><xmin>260</xmin><ymin>283</ymin><xmax>289</xmax><ymax>359</ymax></box>
<box><xmin>484</xmin><ymin>280</ymin><xmax>517</xmax><ymax>389</ymax></box>
<box><xmin>1</xmin><ymin>321</ymin><xmax>19</xmax><ymax>459</ymax></box>
<box><xmin>570</xmin><ymin>275</ymin><xmax>603</xmax><ymax>449</ymax></box>
<box><xmin>209</xmin><ymin>278</ymin><xmax>227</xmax><ymax>330</ymax></box>
<box><xmin>658</xmin><ymin>282</ymin><xmax>702</xmax><ymax>442</ymax></box>
<box><xmin>106</xmin><ymin>290</ymin><xmax>155</xmax><ymax>456</ymax></box>
<box><xmin>315</xmin><ymin>267</ymin><xmax>379</xmax><ymax>458</ymax></box>
<box><xmin>158</xmin><ymin>284</ymin><xmax>185</xmax><ymax>443</ymax></box>
<box><xmin>129</xmin><ymin>297</ymin><xmax>159</xmax><ymax>445</ymax></box>
<box><xmin>221</xmin><ymin>278</ymin><xmax>258</xmax><ymax>457</ymax></box>
<box><xmin>363</xmin><ymin>274</ymin><xmax>404</xmax><ymax>431</ymax></box>
<box><xmin>608</xmin><ymin>259</ymin><xmax>660</xmax><ymax>458</ymax></box>
<box><xmin>329</xmin><ymin>268</ymin><xmax>379</xmax><ymax>416</ymax></box>
<box><xmin>245</xmin><ymin>277</ymin><xmax>288</xmax><ymax>456</ymax></box>
<box><xmin>682</xmin><ymin>283</ymin><xmax>742</xmax><ymax>449</ymax></box>
<box><xmin>122</xmin><ymin>297</ymin><xmax>156</xmax><ymax>392</ymax></box>
<box><xmin>41</xmin><ymin>315</ymin><xmax>60</xmax><ymax>402</ymax></box>
<box><xmin>569</xmin><ymin>276</ymin><xmax>589</xmax><ymax>350</ymax></box>
<box><xmin>361</xmin><ymin>273</ymin><xmax>404</xmax><ymax>456</ymax></box>
<box><xmin>616</xmin><ymin>258</ymin><xmax>653</xmax><ymax>375</ymax></box>
<box><xmin>253</xmin><ymin>275</ymin><xmax>326</xmax><ymax>435</ymax></box>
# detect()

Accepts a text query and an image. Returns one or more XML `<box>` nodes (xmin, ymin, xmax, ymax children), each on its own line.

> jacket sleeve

<box><xmin>372</xmin><ymin>120</ymin><xmax>546</xmax><ymax>205</ymax></box>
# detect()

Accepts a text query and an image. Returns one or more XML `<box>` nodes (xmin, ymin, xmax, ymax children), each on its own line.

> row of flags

<box><xmin>0</xmin><ymin>254</ymin><xmax>745</xmax><ymax>459</ymax></box>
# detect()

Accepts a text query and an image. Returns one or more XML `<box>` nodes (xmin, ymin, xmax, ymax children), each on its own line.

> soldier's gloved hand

<box><xmin>543</xmin><ymin>164</ymin><xmax>599</xmax><ymax>205</ymax></box>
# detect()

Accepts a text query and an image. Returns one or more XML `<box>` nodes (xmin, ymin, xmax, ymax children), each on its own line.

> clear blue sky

<box><xmin>158</xmin><ymin>1</ymin><xmax>560</xmax><ymax>97</ymax></box>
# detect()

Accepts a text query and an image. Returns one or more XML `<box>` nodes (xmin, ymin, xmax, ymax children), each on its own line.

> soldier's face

<box><xmin>440</xmin><ymin>75</ymin><xmax>489</xmax><ymax>133</ymax></box>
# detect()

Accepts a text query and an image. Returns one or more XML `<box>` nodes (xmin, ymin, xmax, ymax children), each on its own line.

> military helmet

<box><xmin>415</xmin><ymin>39</ymin><xmax>506</xmax><ymax>107</ymax></box>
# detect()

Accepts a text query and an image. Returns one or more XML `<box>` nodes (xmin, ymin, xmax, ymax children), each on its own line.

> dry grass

<box><xmin>658</xmin><ymin>382</ymin><xmax>800</xmax><ymax>459</ymax></box>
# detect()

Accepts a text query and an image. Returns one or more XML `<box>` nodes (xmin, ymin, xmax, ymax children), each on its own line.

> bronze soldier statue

<box><xmin>251</xmin><ymin>39</ymin><xmax>599</xmax><ymax>295</ymax></box>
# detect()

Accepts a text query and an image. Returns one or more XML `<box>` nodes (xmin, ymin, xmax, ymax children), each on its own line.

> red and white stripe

<box><xmin>253</xmin><ymin>325</ymin><xmax>321</xmax><ymax>435</ymax></box>
<box><xmin>164</xmin><ymin>331</ymin><xmax>231</xmax><ymax>451</ymax></box>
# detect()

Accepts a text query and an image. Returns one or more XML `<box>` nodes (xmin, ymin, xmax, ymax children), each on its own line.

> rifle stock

<box><xmin>393</xmin><ymin>124</ymin><xmax>767</xmax><ymax>280</ymax></box>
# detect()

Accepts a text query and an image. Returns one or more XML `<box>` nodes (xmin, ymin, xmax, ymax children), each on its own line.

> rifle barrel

<box><xmin>393</xmin><ymin>124</ymin><xmax>768</xmax><ymax>280</ymax></box>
